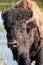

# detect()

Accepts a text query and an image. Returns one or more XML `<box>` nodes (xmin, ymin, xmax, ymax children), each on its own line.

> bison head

<box><xmin>2</xmin><ymin>8</ymin><xmax>33</xmax><ymax>49</ymax></box>
<box><xmin>2</xmin><ymin>8</ymin><xmax>40</xmax><ymax>62</ymax></box>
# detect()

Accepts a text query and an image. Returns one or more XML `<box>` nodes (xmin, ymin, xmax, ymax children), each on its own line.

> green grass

<box><xmin>0</xmin><ymin>26</ymin><xmax>5</xmax><ymax>32</ymax></box>
<box><xmin>33</xmin><ymin>0</ymin><xmax>43</xmax><ymax>8</ymax></box>
<box><xmin>0</xmin><ymin>0</ymin><xmax>19</xmax><ymax>3</ymax></box>
<box><xmin>0</xmin><ymin>0</ymin><xmax>19</xmax><ymax>10</ymax></box>
<box><xmin>0</xmin><ymin>3</ymin><xmax>16</xmax><ymax>11</ymax></box>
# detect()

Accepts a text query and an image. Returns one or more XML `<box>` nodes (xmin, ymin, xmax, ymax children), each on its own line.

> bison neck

<box><xmin>12</xmin><ymin>49</ymin><xmax>26</xmax><ymax>65</ymax></box>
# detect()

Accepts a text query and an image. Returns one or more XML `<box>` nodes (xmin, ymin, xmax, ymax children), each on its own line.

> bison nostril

<box><xmin>8</xmin><ymin>41</ymin><xmax>18</xmax><ymax>49</ymax></box>
<box><xmin>8</xmin><ymin>41</ymin><xmax>18</xmax><ymax>46</ymax></box>
<box><xmin>14</xmin><ymin>42</ymin><xmax>17</xmax><ymax>45</ymax></box>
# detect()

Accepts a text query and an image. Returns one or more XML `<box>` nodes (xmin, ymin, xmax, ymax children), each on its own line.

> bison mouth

<box><xmin>8</xmin><ymin>40</ymin><xmax>18</xmax><ymax>50</ymax></box>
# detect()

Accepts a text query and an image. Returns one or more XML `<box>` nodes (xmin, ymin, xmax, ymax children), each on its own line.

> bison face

<box><xmin>2</xmin><ymin>8</ymin><xmax>32</xmax><ymax>50</ymax></box>
<box><xmin>2</xmin><ymin>8</ymin><xmax>40</xmax><ymax>61</ymax></box>
<box><xmin>2</xmin><ymin>8</ymin><xmax>40</xmax><ymax>52</ymax></box>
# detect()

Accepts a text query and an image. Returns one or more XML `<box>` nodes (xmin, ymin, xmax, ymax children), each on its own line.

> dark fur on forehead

<box><xmin>2</xmin><ymin>8</ymin><xmax>33</xmax><ymax>22</ymax></box>
<box><xmin>2</xmin><ymin>8</ymin><xmax>33</xmax><ymax>32</ymax></box>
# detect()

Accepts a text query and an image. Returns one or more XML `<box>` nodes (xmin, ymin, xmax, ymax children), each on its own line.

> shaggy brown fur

<box><xmin>2</xmin><ymin>0</ymin><xmax>43</xmax><ymax>65</ymax></box>
<box><xmin>16</xmin><ymin>0</ymin><xmax>43</xmax><ymax>39</ymax></box>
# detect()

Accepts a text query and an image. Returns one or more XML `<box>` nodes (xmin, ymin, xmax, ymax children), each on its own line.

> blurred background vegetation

<box><xmin>34</xmin><ymin>0</ymin><xmax>43</xmax><ymax>8</ymax></box>
<box><xmin>0</xmin><ymin>51</ymin><xmax>8</xmax><ymax>65</ymax></box>
<box><xmin>0</xmin><ymin>0</ymin><xmax>43</xmax><ymax>10</ymax></box>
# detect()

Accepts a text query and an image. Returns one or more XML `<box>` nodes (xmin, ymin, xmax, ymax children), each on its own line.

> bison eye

<box><xmin>26</xmin><ymin>22</ymin><xmax>36</xmax><ymax>34</ymax></box>
<box><xmin>21</xmin><ymin>28</ymin><xmax>25</xmax><ymax>32</ymax></box>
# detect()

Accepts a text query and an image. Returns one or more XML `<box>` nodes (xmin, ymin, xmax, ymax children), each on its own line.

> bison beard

<box><xmin>2</xmin><ymin>3</ymin><xmax>42</xmax><ymax>65</ymax></box>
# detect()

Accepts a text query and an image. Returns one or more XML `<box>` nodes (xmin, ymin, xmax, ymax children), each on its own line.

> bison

<box><xmin>2</xmin><ymin>0</ymin><xmax>43</xmax><ymax>65</ymax></box>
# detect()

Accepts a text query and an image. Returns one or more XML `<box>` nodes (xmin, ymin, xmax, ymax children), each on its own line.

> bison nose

<box><xmin>8</xmin><ymin>40</ymin><xmax>18</xmax><ymax>48</ymax></box>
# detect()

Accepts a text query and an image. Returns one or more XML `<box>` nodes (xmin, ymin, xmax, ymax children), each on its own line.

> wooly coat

<box><xmin>2</xmin><ymin>0</ymin><xmax>43</xmax><ymax>65</ymax></box>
